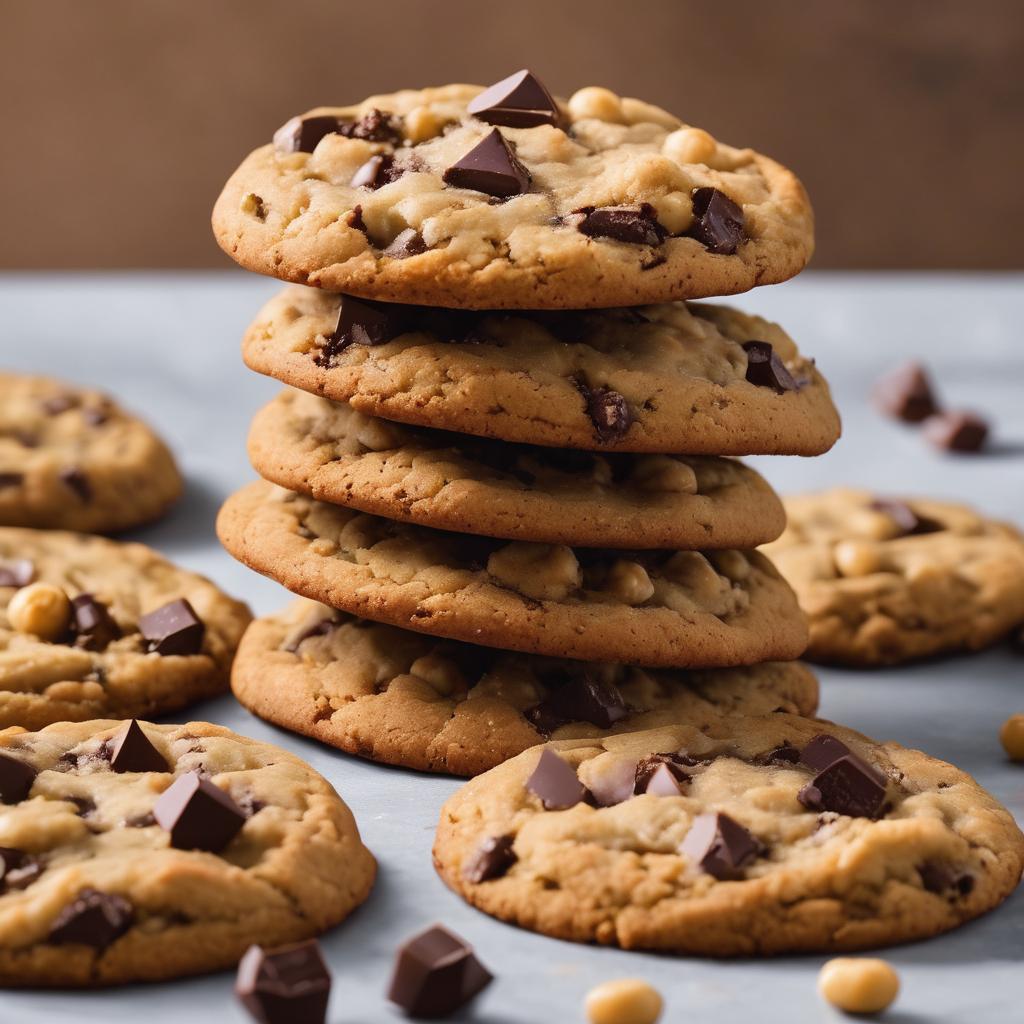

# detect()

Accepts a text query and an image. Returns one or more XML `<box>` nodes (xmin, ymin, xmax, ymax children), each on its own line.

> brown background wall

<box><xmin>2</xmin><ymin>0</ymin><xmax>1022</xmax><ymax>270</ymax></box>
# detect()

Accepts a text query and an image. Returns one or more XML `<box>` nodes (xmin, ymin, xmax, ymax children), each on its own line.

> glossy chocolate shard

<box><xmin>923</xmin><ymin>410</ymin><xmax>989</xmax><ymax>453</ymax></box>
<box><xmin>108</xmin><ymin>720</ymin><xmax>170</xmax><ymax>774</ymax></box>
<box><xmin>798</xmin><ymin>754</ymin><xmax>888</xmax><ymax>819</ymax></box>
<box><xmin>463</xmin><ymin>834</ymin><xmax>517</xmax><ymax>883</ymax></box>
<box><xmin>799</xmin><ymin>734</ymin><xmax>853</xmax><ymax>772</ymax></box>
<box><xmin>443</xmin><ymin>128</ymin><xmax>531</xmax><ymax>198</ymax></box>
<box><xmin>317</xmin><ymin>296</ymin><xmax>410</xmax><ymax>367</ymax></box>
<box><xmin>47</xmin><ymin>888</ymin><xmax>133</xmax><ymax>948</ymax></box>
<box><xmin>0</xmin><ymin>751</ymin><xmax>37</xmax><ymax>804</ymax></box>
<box><xmin>236</xmin><ymin>940</ymin><xmax>331</xmax><ymax>1024</ymax></box>
<box><xmin>525</xmin><ymin>749</ymin><xmax>587</xmax><ymax>810</ymax></box>
<box><xmin>688</xmin><ymin>186</ymin><xmax>745</xmax><ymax>254</ymax></box>
<box><xmin>526</xmin><ymin>674</ymin><xmax>628</xmax><ymax>734</ymax></box>
<box><xmin>872</xmin><ymin>361</ymin><xmax>938</xmax><ymax>422</ymax></box>
<box><xmin>139</xmin><ymin>598</ymin><xmax>206</xmax><ymax>656</ymax></box>
<box><xmin>71</xmin><ymin>593</ymin><xmax>121</xmax><ymax>651</ymax></box>
<box><xmin>153</xmin><ymin>770</ymin><xmax>246</xmax><ymax>852</ymax></box>
<box><xmin>0</xmin><ymin>559</ymin><xmax>34</xmax><ymax>588</ymax></box>
<box><xmin>681</xmin><ymin>812</ymin><xmax>763</xmax><ymax>880</ymax></box>
<box><xmin>467</xmin><ymin>70</ymin><xmax>561</xmax><ymax>128</ymax></box>
<box><xmin>575</xmin><ymin>204</ymin><xmax>668</xmax><ymax>246</ymax></box>
<box><xmin>742</xmin><ymin>341</ymin><xmax>797</xmax><ymax>393</ymax></box>
<box><xmin>634</xmin><ymin>753</ymin><xmax>691</xmax><ymax>795</ymax></box>
<box><xmin>273</xmin><ymin>114</ymin><xmax>345</xmax><ymax>154</ymax></box>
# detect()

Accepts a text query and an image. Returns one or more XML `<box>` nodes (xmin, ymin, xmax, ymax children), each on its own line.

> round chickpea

<box><xmin>585</xmin><ymin>978</ymin><xmax>663</xmax><ymax>1024</ymax></box>
<box><xmin>568</xmin><ymin>87</ymin><xmax>625</xmax><ymax>124</ymax></box>
<box><xmin>6</xmin><ymin>582</ymin><xmax>72</xmax><ymax>641</ymax></box>
<box><xmin>818</xmin><ymin>958</ymin><xmax>899</xmax><ymax>1015</ymax></box>
<box><xmin>999</xmin><ymin>714</ymin><xmax>1024</xmax><ymax>761</ymax></box>
<box><xmin>662</xmin><ymin>126</ymin><xmax>717</xmax><ymax>165</ymax></box>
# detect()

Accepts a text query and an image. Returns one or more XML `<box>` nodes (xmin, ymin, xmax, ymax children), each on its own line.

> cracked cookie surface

<box><xmin>212</xmin><ymin>81</ymin><xmax>813</xmax><ymax>309</ymax></box>
<box><xmin>434</xmin><ymin>716</ymin><xmax>1024</xmax><ymax>955</ymax></box>
<box><xmin>0</xmin><ymin>373</ymin><xmax>182</xmax><ymax>533</ymax></box>
<box><xmin>248</xmin><ymin>389</ymin><xmax>786</xmax><ymax>549</ymax></box>
<box><xmin>231</xmin><ymin>599</ymin><xmax>819</xmax><ymax>776</ymax></box>
<box><xmin>764</xmin><ymin>488</ymin><xmax>1024</xmax><ymax>665</ymax></box>
<box><xmin>0</xmin><ymin>719</ymin><xmax>375</xmax><ymax>986</ymax></box>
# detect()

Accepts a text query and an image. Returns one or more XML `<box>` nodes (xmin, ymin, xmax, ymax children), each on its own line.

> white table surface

<box><xmin>1</xmin><ymin>271</ymin><xmax>1022</xmax><ymax>1022</ymax></box>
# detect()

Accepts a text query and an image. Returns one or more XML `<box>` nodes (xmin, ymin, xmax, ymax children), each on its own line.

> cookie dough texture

<box><xmin>243</xmin><ymin>288</ymin><xmax>839</xmax><ymax>456</ymax></box>
<box><xmin>0</xmin><ymin>719</ymin><xmax>375</xmax><ymax>986</ymax></box>
<box><xmin>0</xmin><ymin>374</ymin><xmax>182</xmax><ymax>533</ymax></box>
<box><xmin>213</xmin><ymin>83</ymin><xmax>813</xmax><ymax>309</ymax></box>
<box><xmin>217</xmin><ymin>481</ymin><xmax>808</xmax><ymax>668</ymax></box>
<box><xmin>434</xmin><ymin>716</ymin><xmax>1024</xmax><ymax>955</ymax></box>
<box><xmin>764</xmin><ymin>489</ymin><xmax>1024</xmax><ymax>665</ymax></box>
<box><xmin>231</xmin><ymin>600</ymin><xmax>819</xmax><ymax>776</ymax></box>
<box><xmin>0</xmin><ymin>529</ymin><xmax>252</xmax><ymax>729</ymax></box>
<box><xmin>248</xmin><ymin>389</ymin><xmax>787</xmax><ymax>549</ymax></box>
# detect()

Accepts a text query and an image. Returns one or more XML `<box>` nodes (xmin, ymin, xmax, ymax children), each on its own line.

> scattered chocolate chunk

<box><xmin>687</xmin><ymin>187</ymin><xmax>745</xmax><ymax>255</ymax></box>
<box><xmin>0</xmin><ymin>472</ymin><xmax>23</xmax><ymax>489</ymax></box>
<box><xmin>799</xmin><ymin>734</ymin><xmax>853</xmax><ymax>772</ymax></box>
<box><xmin>153</xmin><ymin>770</ymin><xmax>246</xmax><ymax>852</ymax></box>
<box><xmin>463</xmin><ymin>834</ymin><xmax>517</xmax><ymax>883</ymax></box>
<box><xmin>443</xmin><ymin>128</ymin><xmax>531</xmax><ymax>198</ymax></box>
<box><xmin>923</xmin><ymin>410</ymin><xmax>989</xmax><ymax>453</ymax></box>
<box><xmin>383</xmin><ymin>228</ymin><xmax>428</xmax><ymax>259</ymax></box>
<box><xmin>59</xmin><ymin>467</ymin><xmax>92</xmax><ymax>503</ymax></box>
<box><xmin>350</xmin><ymin>153</ymin><xmax>402</xmax><ymax>190</ymax></box>
<box><xmin>525</xmin><ymin>749</ymin><xmax>587</xmax><ymax>810</ymax></box>
<box><xmin>574</xmin><ymin>204</ymin><xmax>668</xmax><ymax>246</ymax></box>
<box><xmin>0</xmin><ymin>848</ymin><xmax>42</xmax><ymax>891</ymax></box>
<box><xmin>0</xmin><ymin>752</ymin><xmax>37</xmax><ymax>804</ymax></box>
<box><xmin>526</xmin><ymin>674</ymin><xmax>627</xmax><ymax>734</ymax></box>
<box><xmin>919</xmin><ymin>862</ymin><xmax>974</xmax><ymax>897</ymax></box>
<box><xmin>681</xmin><ymin>812</ymin><xmax>763</xmax><ymax>880</ymax></box>
<box><xmin>273</xmin><ymin>114</ymin><xmax>346</xmax><ymax>154</ymax></box>
<box><xmin>236</xmin><ymin>940</ymin><xmax>331</xmax><ymax>1024</ymax></box>
<box><xmin>635</xmin><ymin>753</ymin><xmax>692</xmax><ymax>795</ymax></box>
<box><xmin>743</xmin><ymin>341</ymin><xmax>797</xmax><ymax>393</ymax></box>
<box><xmin>108</xmin><ymin>720</ymin><xmax>169</xmax><ymax>774</ymax></box>
<box><xmin>387</xmin><ymin>924</ymin><xmax>492</xmax><ymax>1019</ymax></box>
<box><xmin>798</xmin><ymin>755</ymin><xmax>888</xmax><ymax>819</ymax></box>
<box><xmin>872</xmin><ymin>361</ymin><xmax>938</xmax><ymax>422</ymax></box>
<box><xmin>41</xmin><ymin>393</ymin><xmax>79</xmax><ymax>415</ymax></box>
<box><xmin>139</xmin><ymin>598</ymin><xmax>205</xmax><ymax>656</ymax></box>
<box><xmin>316</xmin><ymin>296</ymin><xmax>410</xmax><ymax>367</ymax></box>
<box><xmin>48</xmin><ymin>889</ymin><xmax>133</xmax><ymax>948</ymax></box>
<box><xmin>71</xmin><ymin>594</ymin><xmax>121</xmax><ymax>651</ymax></box>
<box><xmin>576</xmin><ymin>382</ymin><xmax>633</xmax><ymax>443</ymax></box>
<box><xmin>0</xmin><ymin>559</ymin><xmax>34</xmax><ymax>588</ymax></box>
<box><xmin>467</xmin><ymin>69</ymin><xmax>561</xmax><ymax>128</ymax></box>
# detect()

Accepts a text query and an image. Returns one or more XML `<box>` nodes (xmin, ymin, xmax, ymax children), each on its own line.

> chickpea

<box><xmin>6</xmin><ymin>582</ymin><xmax>71</xmax><ymax>641</ymax></box>
<box><xmin>568</xmin><ymin>87</ymin><xmax>625</xmax><ymax>124</ymax></box>
<box><xmin>662</xmin><ymin>127</ymin><xmax>717</xmax><ymax>165</ymax></box>
<box><xmin>818</xmin><ymin>958</ymin><xmax>899</xmax><ymax>1015</ymax></box>
<box><xmin>585</xmin><ymin>978</ymin><xmax>663</xmax><ymax>1024</ymax></box>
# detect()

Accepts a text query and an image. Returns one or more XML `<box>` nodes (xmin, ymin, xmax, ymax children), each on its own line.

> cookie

<box><xmin>763</xmin><ymin>488</ymin><xmax>1024</xmax><ymax>665</ymax></box>
<box><xmin>242</xmin><ymin>287</ymin><xmax>839</xmax><ymax>456</ymax></box>
<box><xmin>212</xmin><ymin>76</ymin><xmax>813</xmax><ymax>310</ymax></box>
<box><xmin>434</xmin><ymin>715</ymin><xmax>1024</xmax><ymax>955</ymax></box>
<box><xmin>248</xmin><ymin>389</ymin><xmax>786</xmax><ymax>549</ymax></box>
<box><xmin>0</xmin><ymin>528</ymin><xmax>252</xmax><ymax>729</ymax></box>
<box><xmin>217</xmin><ymin>481</ymin><xmax>808</xmax><ymax>668</ymax></box>
<box><xmin>231</xmin><ymin>599</ymin><xmax>819</xmax><ymax>776</ymax></box>
<box><xmin>0</xmin><ymin>718</ymin><xmax>375</xmax><ymax>986</ymax></box>
<box><xmin>0</xmin><ymin>373</ymin><xmax>183</xmax><ymax>533</ymax></box>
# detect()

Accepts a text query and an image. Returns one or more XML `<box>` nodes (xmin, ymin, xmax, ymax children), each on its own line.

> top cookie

<box><xmin>213</xmin><ymin>73</ymin><xmax>814</xmax><ymax>309</ymax></box>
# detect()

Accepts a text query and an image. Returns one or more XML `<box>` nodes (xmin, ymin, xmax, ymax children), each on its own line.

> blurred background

<box><xmin>2</xmin><ymin>0</ymin><xmax>1022</xmax><ymax>271</ymax></box>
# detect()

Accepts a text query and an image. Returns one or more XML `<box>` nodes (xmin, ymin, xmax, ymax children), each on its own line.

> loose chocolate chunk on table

<box><xmin>525</xmin><ymin>749</ymin><xmax>587</xmax><ymax>810</ymax></box>
<box><xmin>681</xmin><ymin>812</ymin><xmax>763</xmax><ymax>880</ymax></box>
<box><xmin>236</xmin><ymin>940</ymin><xmax>332</xmax><ymax>1024</ymax></box>
<box><xmin>47</xmin><ymin>889</ymin><xmax>133</xmax><ymax>948</ymax></box>
<box><xmin>743</xmin><ymin>341</ymin><xmax>797</xmax><ymax>393</ymax></box>
<box><xmin>923</xmin><ymin>410</ymin><xmax>989</xmax><ymax>452</ymax></box>
<box><xmin>139</xmin><ymin>598</ymin><xmax>205</xmax><ymax>656</ymax></box>
<box><xmin>872</xmin><ymin>361</ymin><xmax>939</xmax><ymax>422</ymax></box>
<box><xmin>688</xmin><ymin>187</ymin><xmax>745</xmax><ymax>254</ymax></box>
<box><xmin>153</xmin><ymin>770</ymin><xmax>246</xmax><ymax>851</ymax></box>
<box><xmin>463</xmin><ymin>834</ymin><xmax>517</xmax><ymax>884</ymax></box>
<box><xmin>70</xmin><ymin>593</ymin><xmax>121</xmax><ymax>651</ymax></box>
<box><xmin>574</xmin><ymin>204</ymin><xmax>668</xmax><ymax>246</ymax></box>
<box><xmin>108</xmin><ymin>720</ymin><xmax>170</xmax><ymax>774</ymax></box>
<box><xmin>443</xmin><ymin>128</ymin><xmax>531</xmax><ymax>198</ymax></box>
<box><xmin>467</xmin><ymin>69</ymin><xmax>561</xmax><ymax>128</ymax></box>
<box><xmin>0</xmin><ymin>751</ymin><xmax>37</xmax><ymax>803</ymax></box>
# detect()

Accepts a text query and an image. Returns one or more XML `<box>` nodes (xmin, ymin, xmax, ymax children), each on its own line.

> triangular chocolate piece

<box><xmin>154</xmin><ymin>771</ymin><xmax>246</xmax><ymax>852</ymax></box>
<box><xmin>109</xmin><ymin>720</ymin><xmax>170</xmax><ymax>774</ymax></box>
<box><xmin>443</xmin><ymin>129</ymin><xmax>531</xmax><ymax>198</ymax></box>
<box><xmin>467</xmin><ymin>69</ymin><xmax>561</xmax><ymax>128</ymax></box>
<box><xmin>0</xmin><ymin>753</ymin><xmax>36</xmax><ymax>804</ymax></box>
<box><xmin>681</xmin><ymin>812</ymin><xmax>763</xmax><ymax>880</ymax></box>
<box><xmin>742</xmin><ymin>341</ymin><xmax>796</xmax><ymax>393</ymax></box>
<box><xmin>525</xmin><ymin>749</ymin><xmax>586</xmax><ymax>810</ymax></box>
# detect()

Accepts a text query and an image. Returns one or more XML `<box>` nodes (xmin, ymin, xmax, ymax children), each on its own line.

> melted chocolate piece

<box><xmin>350</xmin><ymin>153</ymin><xmax>403</xmax><ymax>190</ymax></box>
<box><xmin>919</xmin><ymin>862</ymin><xmax>974</xmax><ymax>897</ymax></box>
<box><xmin>0</xmin><ymin>472</ymin><xmax>23</xmax><ymax>489</ymax></box>
<box><xmin>869</xmin><ymin>498</ymin><xmax>941</xmax><ymax>537</ymax></box>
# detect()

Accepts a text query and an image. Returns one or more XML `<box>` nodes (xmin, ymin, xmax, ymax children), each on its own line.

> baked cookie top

<box><xmin>434</xmin><ymin>716</ymin><xmax>1024</xmax><ymax>955</ymax></box>
<box><xmin>0</xmin><ymin>528</ymin><xmax>252</xmax><ymax>729</ymax></box>
<box><xmin>248</xmin><ymin>389</ymin><xmax>786</xmax><ymax>549</ymax></box>
<box><xmin>0</xmin><ymin>373</ymin><xmax>182</xmax><ymax>534</ymax></box>
<box><xmin>213</xmin><ymin>74</ymin><xmax>814</xmax><ymax>309</ymax></box>
<box><xmin>231</xmin><ymin>599</ymin><xmax>819</xmax><ymax>776</ymax></box>
<box><xmin>763</xmin><ymin>488</ymin><xmax>1024</xmax><ymax>665</ymax></box>
<box><xmin>217</xmin><ymin>481</ymin><xmax>808</xmax><ymax>668</ymax></box>
<box><xmin>0</xmin><ymin>719</ymin><xmax>375</xmax><ymax>986</ymax></box>
<box><xmin>243</xmin><ymin>288</ymin><xmax>840</xmax><ymax>456</ymax></box>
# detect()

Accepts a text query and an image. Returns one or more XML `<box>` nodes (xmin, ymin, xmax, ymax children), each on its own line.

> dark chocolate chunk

<box><xmin>0</xmin><ymin>559</ymin><xmax>34</xmax><ymax>588</ymax></box>
<box><xmin>681</xmin><ymin>812</ymin><xmax>763</xmax><ymax>880</ymax></box>
<box><xmin>635</xmin><ymin>753</ymin><xmax>691</xmax><ymax>795</ymax></box>
<box><xmin>463</xmin><ymin>834</ymin><xmax>517</xmax><ymax>883</ymax></box>
<box><xmin>59</xmin><ymin>467</ymin><xmax>92</xmax><ymax>503</ymax></box>
<box><xmin>236</xmin><ymin>940</ymin><xmax>331</xmax><ymax>1024</ymax></box>
<box><xmin>347</xmin><ymin>204</ymin><xmax>367</xmax><ymax>233</ymax></box>
<box><xmin>574</xmin><ymin>204</ymin><xmax>667</xmax><ymax>246</ymax></box>
<box><xmin>798</xmin><ymin>755</ymin><xmax>888</xmax><ymax>819</ymax></box>
<box><xmin>577</xmin><ymin>382</ymin><xmax>633</xmax><ymax>443</ymax></box>
<box><xmin>443</xmin><ymin>128</ymin><xmax>531</xmax><ymax>198</ymax></box>
<box><xmin>316</xmin><ymin>296</ymin><xmax>410</xmax><ymax>367</ymax></box>
<box><xmin>799</xmin><ymin>734</ymin><xmax>852</xmax><ymax>772</ymax></box>
<box><xmin>338</xmin><ymin>108</ymin><xmax>403</xmax><ymax>145</ymax></box>
<box><xmin>525</xmin><ymin>749</ymin><xmax>587</xmax><ymax>810</ymax></box>
<box><xmin>0</xmin><ymin>472</ymin><xmax>23</xmax><ymax>489</ymax></box>
<box><xmin>872</xmin><ymin>361</ymin><xmax>938</xmax><ymax>422</ymax></box>
<box><xmin>153</xmin><ymin>770</ymin><xmax>246</xmax><ymax>852</ymax></box>
<box><xmin>869</xmin><ymin>498</ymin><xmax>942</xmax><ymax>537</ymax></box>
<box><xmin>383</xmin><ymin>228</ymin><xmax>428</xmax><ymax>259</ymax></box>
<box><xmin>467</xmin><ymin>69</ymin><xmax>561</xmax><ymax>128</ymax></box>
<box><xmin>923</xmin><ymin>410</ymin><xmax>989</xmax><ymax>453</ymax></box>
<box><xmin>0</xmin><ymin>752</ymin><xmax>37</xmax><ymax>803</ymax></box>
<box><xmin>47</xmin><ymin>889</ymin><xmax>133</xmax><ymax>948</ymax></box>
<box><xmin>139</xmin><ymin>598</ymin><xmax>205</xmax><ymax>656</ymax></box>
<box><xmin>282</xmin><ymin>611</ymin><xmax>340</xmax><ymax>653</ymax></box>
<box><xmin>0</xmin><ymin>847</ymin><xmax>42</xmax><ymax>892</ymax></box>
<box><xmin>687</xmin><ymin>187</ymin><xmax>745</xmax><ymax>254</ymax></box>
<box><xmin>526</xmin><ymin>674</ymin><xmax>628</xmax><ymax>734</ymax></box>
<box><xmin>743</xmin><ymin>341</ymin><xmax>797</xmax><ymax>393</ymax></box>
<box><xmin>108</xmin><ymin>720</ymin><xmax>170</xmax><ymax>774</ymax></box>
<box><xmin>350</xmin><ymin>153</ymin><xmax>402</xmax><ymax>190</ymax></box>
<box><xmin>41</xmin><ymin>393</ymin><xmax>79</xmax><ymax>415</ymax></box>
<box><xmin>273</xmin><ymin>115</ymin><xmax>346</xmax><ymax>154</ymax></box>
<box><xmin>640</xmin><ymin>762</ymin><xmax>686</xmax><ymax>796</ymax></box>
<box><xmin>71</xmin><ymin>593</ymin><xmax>121</xmax><ymax>651</ymax></box>
<box><xmin>919</xmin><ymin>862</ymin><xmax>974</xmax><ymax>897</ymax></box>
<box><xmin>387</xmin><ymin>924</ymin><xmax>492</xmax><ymax>1019</ymax></box>
<box><xmin>761</xmin><ymin>742</ymin><xmax>801</xmax><ymax>765</ymax></box>
<box><xmin>68</xmin><ymin>795</ymin><xmax>96</xmax><ymax>817</ymax></box>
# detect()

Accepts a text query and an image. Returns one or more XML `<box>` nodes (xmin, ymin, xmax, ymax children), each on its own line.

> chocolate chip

<box><xmin>153</xmin><ymin>770</ymin><xmax>246</xmax><ymax>852</ymax></box>
<box><xmin>798</xmin><ymin>755</ymin><xmax>888</xmax><ymax>819</ymax></box>
<box><xmin>236</xmin><ymin>940</ymin><xmax>331</xmax><ymax>1024</ymax></box>
<box><xmin>273</xmin><ymin>115</ymin><xmax>347</xmax><ymax>154</ymax></box>
<box><xmin>48</xmin><ymin>889</ymin><xmax>133</xmax><ymax>948</ymax></box>
<box><xmin>923</xmin><ymin>410</ymin><xmax>989</xmax><ymax>453</ymax></box>
<box><xmin>41</xmin><ymin>394</ymin><xmax>79</xmax><ymax>416</ymax></box>
<box><xmin>443</xmin><ymin>128</ymin><xmax>531</xmax><ymax>198</ymax></box>
<box><xmin>526</xmin><ymin>674</ymin><xmax>628</xmax><ymax>734</ymax></box>
<box><xmin>0</xmin><ymin>848</ymin><xmax>42</xmax><ymax>892</ymax></box>
<box><xmin>316</xmin><ymin>296</ymin><xmax>410</xmax><ymax>367</ymax></box>
<box><xmin>463</xmin><ymin>834</ymin><xmax>517</xmax><ymax>883</ymax></box>
<box><xmin>919</xmin><ymin>862</ymin><xmax>974</xmax><ymax>897</ymax></box>
<box><xmin>872</xmin><ymin>361</ymin><xmax>939</xmax><ymax>422</ymax></box>
<box><xmin>525</xmin><ymin>749</ymin><xmax>587</xmax><ymax>810</ymax></box>
<box><xmin>868</xmin><ymin>498</ymin><xmax>941</xmax><ymax>537</ymax></box>
<box><xmin>0</xmin><ymin>472</ymin><xmax>23</xmax><ymax>489</ymax></box>
<box><xmin>71</xmin><ymin>594</ymin><xmax>121</xmax><ymax>652</ymax></box>
<box><xmin>0</xmin><ymin>559</ymin><xmax>34</xmax><ymax>588</ymax></box>
<box><xmin>761</xmin><ymin>743</ymin><xmax>801</xmax><ymax>765</ymax></box>
<box><xmin>139</xmin><ymin>598</ymin><xmax>205</xmax><ymax>656</ymax></box>
<box><xmin>347</xmin><ymin>204</ymin><xmax>367</xmax><ymax>233</ymax></box>
<box><xmin>0</xmin><ymin>752</ymin><xmax>36</xmax><ymax>804</ymax></box>
<box><xmin>680</xmin><ymin>812</ymin><xmax>763</xmax><ymax>880</ymax></box>
<box><xmin>635</xmin><ymin>754</ymin><xmax>691</xmax><ymax>795</ymax></box>
<box><xmin>108</xmin><ymin>720</ymin><xmax>169</xmax><ymax>774</ymax></box>
<box><xmin>383</xmin><ymin>228</ymin><xmax>427</xmax><ymax>259</ymax></box>
<box><xmin>687</xmin><ymin>187</ymin><xmax>745</xmax><ymax>254</ymax></box>
<box><xmin>743</xmin><ymin>341</ymin><xmax>797</xmax><ymax>393</ymax></box>
<box><xmin>339</xmin><ymin>108</ymin><xmax>403</xmax><ymax>145</ymax></box>
<box><xmin>575</xmin><ymin>381</ymin><xmax>633</xmax><ymax>443</ymax></box>
<box><xmin>574</xmin><ymin>204</ymin><xmax>668</xmax><ymax>246</ymax></box>
<box><xmin>467</xmin><ymin>69</ymin><xmax>561</xmax><ymax>128</ymax></box>
<box><xmin>60</xmin><ymin>467</ymin><xmax>92</xmax><ymax>503</ymax></box>
<box><xmin>350</xmin><ymin>153</ymin><xmax>402</xmax><ymax>190</ymax></box>
<box><xmin>387</xmin><ymin>924</ymin><xmax>492</xmax><ymax>1019</ymax></box>
<box><xmin>799</xmin><ymin>734</ymin><xmax>853</xmax><ymax>772</ymax></box>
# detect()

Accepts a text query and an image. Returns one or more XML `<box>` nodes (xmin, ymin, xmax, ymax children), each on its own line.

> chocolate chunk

<box><xmin>108</xmin><ymin>720</ymin><xmax>169</xmax><ymax>774</ymax></box>
<box><xmin>350</xmin><ymin>153</ymin><xmax>402</xmax><ymax>190</ymax></box>
<box><xmin>387</xmin><ymin>924</ymin><xmax>492</xmax><ymax>1019</ymax></box>
<box><xmin>347</xmin><ymin>204</ymin><xmax>367</xmax><ymax>233</ymax></box>
<box><xmin>383</xmin><ymin>228</ymin><xmax>427</xmax><ymax>259</ymax></box>
<box><xmin>443</xmin><ymin>128</ymin><xmax>531</xmax><ymax>198</ymax></box>
<box><xmin>48</xmin><ymin>889</ymin><xmax>133</xmax><ymax>948</ymax></box>
<box><xmin>640</xmin><ymin>762</ymin><xmax>686</xmax><ymax>796</ymax></box>
<box><xmin>0</xmin><ymin>752</ymin><xmax>37</xmax><ymax>803</ymax></box>
<box><xmin>681</xmin><ymin>812</ymin><xmax>763</xmax><ymax>880</ymax></box>
<box><xmin>577</xmin><ymin>382</ymin><xmax>633</xmax><ymax>443</ymax></box>
<box><xmin>762</xmin><ymin>743</ymin><xmax>801</xmax><ymax>765</ymax></box>
<box><xmin>919</xmin><ymin>862</ymin><xmax>974</xmax><ymax>897</ymax></box>
<box><xmin>467</xmin><ymin>69</ymin><xmax>561</xmax><ymax>128</ymax></box>
<box><xmin>0</xmin><ymin>559</ymin><xmax>34</xmax><ymax>588</ymax></box>
<box><xmin>798</xmin><ymin>755</ymin><xmax>888</xmax><ymax>819</ymax></box>
<box><xmin>872</xmin><ymin>361</ymin><xmax>938</xmax><ymax>422</ymax></box>
<box><xmin>687</xmin><ymin>187</ymin><xmax>745</xmax><ymax>254</ymax></box>
<box><xmin>463</xmin><ymin>834</ymin><xmax>517</xmax><ymax>883</ymax></box>
<box><xmin>316</xmin><ymin>296</ymin><xmax>410</xmax><ymax>367</ymax></box>
<box><xmin>0</xmin><ymin>472</ymin><xmax>23</xmax><ymax>489</ymax></box>
<box><xmin>923</xmin><ymin>410</ymin><xmax>989</xmax><ymax>453</ymax></box>
<box><xmin>0</xmin><ymin>848</ymin><xmax>42</xmax><ymax>892</ymax></box>
<box><xmin>525</xmin><ymin>749</ymin><xmax>587</xmax><ymax>810</ymax></box>
<box><xmin>60</xmin><ymin>467</ymin><xmax>92</xmax><ymax>502</ymax></box>
<box><xmin>139</xmin><ymin>598</ymin><xmax>205</xmax><ymax>656</ymax></box>
<box><xmin>273</xmin><ymin>115</ymin><xmax>346</xmax><ymax>154</ymax></box>
<box><xmin>635</xmin><ymin>753</ymin><xmax>691</xmax><ymax>795</ymax></box>
<box><xmin>526</xmin><ymin>674</ymin><xmax>628</xmax><ymax>734</ymax></box>
<box><xmin>575</xmin><ymin>204</ymin><xmax>668</xmax><ymax>246</ymax></box>
<box><xmin>282</xmin><ymin>611</ymin><xmax>340</xmax><ymax>653</ymax></box>
<box><xmin>153</xmin><ymin>770</ymin><xmax>246</xmax><ymax>852</ymax></box>
<box><xmin>41</xmin><ymin>393</ymin><xmax>79</xmax><ymax>415</ymax></box>
<box><xmin>71</xmin><ymin>594</ymin><xmax>121</xmax><ymax>651</ymax></box>
<box><xmin>236</xmin><ymin>940</ymin><xmax>331</xmax><ymax>1024</ymax></box>
<box><xmin>799</xmin><ymin>734</ymin><xmax>852</xmax><ymax>772</ymax></box>
<box><xmin>869</xmin><ymin>498</ymin><xmax>941</xmax><ymax>537</ymax></box>
<box><xmin>338</xmin><ymin>108</ymin><xmax>403</xmax><ymax>145</ymax></box>
<box><xmin>743</xmin><ymin>341</ymin><xmax>797</xmax><ymax>393</ymax></box>
<box><xmin>68</xmin><ymin>795</ymin><xmax>96</xmax><ymax>817</ymax></box>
